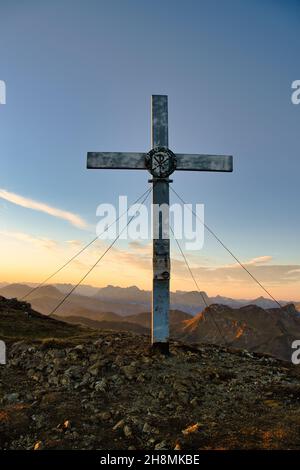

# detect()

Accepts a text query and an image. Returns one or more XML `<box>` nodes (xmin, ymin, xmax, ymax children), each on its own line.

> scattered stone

<box><xmin>5</xmin><ymin>393</ymin><xmax>19</xmax><ymax>403</ymax></box>
<box><xmin>182</xmin><ymin>423</ymin><xmax>201</xmax><ymax>435</ymax></box>
<box><xmin>190</xmin><ymin>397</ymin><xmax>198</xmax><ymax>407</ymax></box>
<box><xmin>63</xmin><ymin>420</ymin><xmax>71</xmax><ymax>429</ymax></box>
<box><xmin>33</xmin><ymin>441</ymin><xmax>42</xmax><ymax>451</ymax></box>
<box><xmin>97</xmin><ymin>411</ymin><xmax>112</xmax><ymax>421</ymax></box>
<box><xmin>123</xmin><ymin>425</ymin><xmax>133</xmax><ymax>438</ymax></box>
<box><xmin>89</xmin><ymin>363</ymin><xmax>100</xmax><ymax>376</ymax></box>
<box><xmin>154</xmin><ymin>440</ymin><xmax>168</xmax><ymax>450</ymax></box>
<box><xmin>94</xmin><ymin>378</ymin><xmax>107</xmax><ymax>392</ymax></box>
<box><xmin>65</xmin><ymin>366</ymin><xmax>83</xmax><ymax>379</ymax></box>
<box><xmin>122</xmin><ymin>364</ymin><xmax>136</xmax><ymax>380</ymax></box>
<box><xmin>142</xmin><ymin>422</ymin><xmax>152</xmax><ymax>434</ymax></box>
<box><xmin>113</xmin><ymin>419</ymin><xmax>125</xmax><ymax>431</ymax></box>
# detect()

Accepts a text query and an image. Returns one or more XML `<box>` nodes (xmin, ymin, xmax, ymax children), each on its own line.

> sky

<box><xmin>0</xmin><ymin>0</ymin><xmax>299</xmax><ymax>299</ymax></box>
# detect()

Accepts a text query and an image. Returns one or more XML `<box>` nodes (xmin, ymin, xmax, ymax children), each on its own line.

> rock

<box><xmin>113</xmin><ymin>419</ymin><xmax>125</xmax><ymax>431</ymax></box>
<box><xmin>5</xmin><ymin>393</ymin><xmax>19</xmax><ymax>403</ymax></box>
<box><xmin>190</xmin><ymin>397</ymin><xmax>199</xmax><ymax>407</ymax></box>
<box><xmin>123</xmin><ymin>425</ymin><xmax>133</xmax><ymax>437</ymax></box>
<box><xmin>142</xmin><ymin>422</ymin><xmax>152</xmax><ymax>434</ymax></box>
<box><xmin>122</xmin><ymin>364</ymin><xmax>136</xmax><ymax>380</ymax></box>
<box><xmin>79</xmin><ymin>373</ymin><xmax>91</xmax><ymax>387</ymax></box>
<box><xmin>27</xmin><ymin>370</ymin><xmax>42</xmax><ymax>382</ymax></box>
<box><xmin>65</xmin><ymin>366</ymin><xmax>83</xmax><ymax>379</ymax></box>
<box><xmin>47</xmin><ymin>373</ymin><xmax>59</xmax><ymax>386</ymax></box>
<box><xmin>94</xmin><ymin>378</ymin><xmax>107</xmax><ymax>392</ymax></box>
<box><xmin>63</xmin><ymin>420</ymin><xmax>71</xmax><ymax>429</ymax></box>
<box><xmin>182</xmin><ymin>423</ymin><xmax>201</xmax><ymax>435</ymax></box>
<box><xmin>154</xmin><ymin>440</ymin><xmax>168</xmax><ymax>450</ymax></box>
<box><xmin>88</xmin><ymin>363</ymin><xmax>101</xmax><ymax>377</ymax></box>
<box><xmin>97</xmin><ymin>411</ymin><xmax>112</xmax><ymax>421</ymax></box>
<box><xmin>31</xmin><ymin>414</ymin><xmax>44</xmax><ymax>429</ymax></box>
<box><xmin>173</xmin><ymin>381</ymin><xmax>188</xmax><ymax>393</ymax></box>
<box><xmin>60</xmin><ymin>376</ymin><xmax>71</xmax><ymax>387</ymax></box>
<box><xmin>33</xmin><ymin>441</ymin><xmax>42</xmax><ymax>451</ymax></box>
<box><xmin>49</xmin><ymin>349</ymin><xmax>65</xmax><ymax>359</ymax></box>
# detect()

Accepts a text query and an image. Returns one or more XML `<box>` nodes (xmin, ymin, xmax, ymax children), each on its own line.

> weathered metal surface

<box><xmin>145</xmin><ymin>147</ymin><xmax>177</xmax><ymax>178</ymax></box>
<box><xmin>152</xmin><ymin>278</ymin><xmax>170</xmax><ymax>345</ymax></box>
<box><xmin>0</xmin><ymin>340</ymin><xmax>6</xmax><ymax>365</ymax></box>
<box><xmin>87</xmin><ymin>152</ymin><xmax>146</xmax><ymax>169</ymax></box>
<box><xmin>176</xmin><ymin>154</ymin><xmax>233</xmax><ymax>172</ymax></box>
<box><xmin>152</xmin><ymin>176</ymin><xmax>170</xmax><ymax>343</ymax></box>
<box><xmin>151</xmin><ymin>95</ymin><xmax>168</xmax><ymax>148</ymax></box>
<box><xmin>151</xmin><ymin>98</ymin><xmax>170</xmax><ymax>344</ymax></box>
<box><xmin>153</xmin><ymin>254</ymin><xmax>170</xmax><ymax>279</ymax></box>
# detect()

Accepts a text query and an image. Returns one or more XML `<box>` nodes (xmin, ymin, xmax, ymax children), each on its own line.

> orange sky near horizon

<box><xmin>1</xmin><ymin>230</ymin><xmax>299</xmax><ymax>300</ymax></box>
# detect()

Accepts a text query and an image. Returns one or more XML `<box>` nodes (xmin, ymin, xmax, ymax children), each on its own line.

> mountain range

<box><xmin>0</xmin><ymin>282</ymin><xmax>297</xmax><ymax>316</ymax></box>
<box><xmin>1</xmin><ymin>283</ymin><xmax>300</xmax><ymax>361</ymax></box>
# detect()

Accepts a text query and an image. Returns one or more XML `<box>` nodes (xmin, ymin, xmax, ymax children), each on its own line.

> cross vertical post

<box><xmin>151</xmin><ymin>95</ymin><xmax>170</xmax><ymax>353</ymax></box>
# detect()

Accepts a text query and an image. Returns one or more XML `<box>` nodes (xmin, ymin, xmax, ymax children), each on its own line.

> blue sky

<box><xmin>0</xmin><ymin>0</ymin><xmax>299</xmax><ymax>297</ymax></box>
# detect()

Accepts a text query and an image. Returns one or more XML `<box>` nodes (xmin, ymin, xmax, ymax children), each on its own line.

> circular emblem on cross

<box><xmin>145</xmin><ymin>147</ymin><xmax>177</xmax><ymax>178</ymax></box>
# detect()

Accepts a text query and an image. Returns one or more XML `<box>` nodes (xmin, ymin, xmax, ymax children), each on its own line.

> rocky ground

<box><xmin>1</xmin><ymin>330</ymin><xmax>300</xmax><ymax>450</ymax></box>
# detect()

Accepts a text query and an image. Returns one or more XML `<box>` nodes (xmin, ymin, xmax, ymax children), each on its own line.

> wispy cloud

<box><xmin>0</xmin><ymin>229</ymin><xmax>58</xmax><ymax>250</ymax></box>
<box><xmin>207</xmin><ymin>255</ymin><xmax>273</xmax><ymax>271</ymax></box>
<box><xmin>171</xmin><ymin>256</ymin><xmax>300</xmax><ymax>288</ymax></box>
<box><xmin>286</xmin><ymin>268</ymin><xmax>300</xmax><ymax>276</ymax></box>
<box><xmin>245</xmin><ymin>256</ymin><xmax>273</xmax><ymax>265</ymax></box>
<box><xmin>0</xmin><ymin>188</ymin><xmax>87</xmax><ymax>229</ymax></box>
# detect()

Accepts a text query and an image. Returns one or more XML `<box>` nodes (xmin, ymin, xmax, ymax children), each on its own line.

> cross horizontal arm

<box><xmin>87</xmin><ymin>152</ymin><xmax>147</xmax><ymax>170</ymax></box>
<box><xmin>176</xmin><ymin>154</ymin><xmax>233</xmax><ymax>172</ymax></box>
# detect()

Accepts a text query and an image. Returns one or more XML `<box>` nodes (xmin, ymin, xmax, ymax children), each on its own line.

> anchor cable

<box><xmin>47</xmin><ymin>186</ymin><xmax>152</xmax><ymax>317</ymax></box>
<box><xmin>21</xmin><ymin>187</ymin><xmax>152</xmax><ymax>301</ymax></box>
<box><xmin>170</xmin><ymin>225</ymin><xmax>228</xmax><ymax>346</ymax></box>
<box><xmin>170</xmin><ymin>186</ymin><xmax>282</xmax><ymax>309</ymax></box>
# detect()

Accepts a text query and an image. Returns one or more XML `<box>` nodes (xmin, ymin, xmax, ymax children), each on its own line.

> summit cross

<box><xmin>87</xmin><ymin>95</ymin><xmax>233</xmax><ymax>353</ymax></box>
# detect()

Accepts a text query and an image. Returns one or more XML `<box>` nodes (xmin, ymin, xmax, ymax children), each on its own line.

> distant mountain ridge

<box><xmin>0</xmin><ymin>283</ymin><xmax>298</xmax><ymax>318</ymax></box>
<box><xmin>1</xmin><ymin>292</ymin><xmax>300</xmax><ymax>361</ymax></box>
<box><xmin>177</xmin><ymin>303</ymin><xmax>300</xmax><ymax>361</ymax></box>
<box><xmin>60</xmin><ymin>310</ymin><xmax>193</xmax><ymax>336</ymax></box>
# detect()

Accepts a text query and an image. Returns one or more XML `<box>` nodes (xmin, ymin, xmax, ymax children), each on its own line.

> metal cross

<box><xmin>86</xmin><ymin>95</ymin><xmax>233</xmax><ymax>353</ymax></box>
